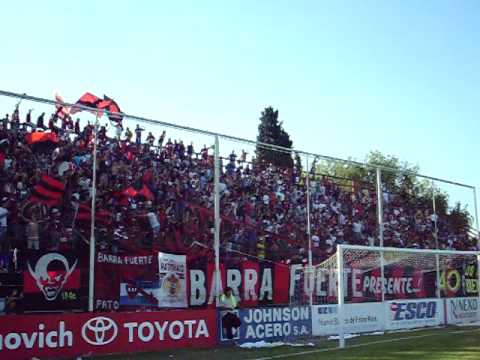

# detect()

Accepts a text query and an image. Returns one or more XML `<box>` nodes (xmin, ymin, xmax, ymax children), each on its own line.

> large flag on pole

<box><xmin>70</xmin><ymin>92</ymin><xmax>104</xmax><ymax>117</ymax></box>
<box><xmin>98</xmin><ymin>95</ymin><xmax>123</xmax><ymax>125</ymax></box>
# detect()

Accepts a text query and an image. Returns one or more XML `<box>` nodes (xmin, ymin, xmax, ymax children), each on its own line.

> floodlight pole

<box><xmin>88</xmin><ymin>117</ymin><xmax>99</xmax><ymax>312</ymax></box>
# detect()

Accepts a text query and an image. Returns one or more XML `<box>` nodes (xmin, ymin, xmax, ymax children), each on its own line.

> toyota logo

<box><xmin>82</xmin><ymin>316</ymin><xmax>118</xmax><ymax>346</ymax></box>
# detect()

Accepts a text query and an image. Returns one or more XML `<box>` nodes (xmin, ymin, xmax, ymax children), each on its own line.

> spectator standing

<box><xmin>74</xmin><ymin>118</ymin><xmax>80</xmax><ymax>134</ymax></box>
<box><xmin>158</xmin><ymin>130</ymin><xmax>166</xmax><ymax>148</ymax></box>
<box><xmin>146</xmin><ymin>132</ymin><xmax>155</xmax><ymax>146</ymax></box>
<box><xmin>125</xmin><ymin>127</ymin><xmax>133</xmax><ymax>142</ymax></box>
<box><xmin>135</xmin><ymin>124</ymin><xmax>145</xmax><ymax>145</ymax></box>
<box><xmin>26</xmin><ymin>214</ymin><xmax>40</xmax><ymax>250</ymax></box>
<box><xmin>36</xmin><ymin>112</ymin><xmax>45</xmax><ymax>129</ymax></box>
<box><xmin>0</xmin><ymin>198</ymin><xmax>8</xmax><ymax>251</ymax></box>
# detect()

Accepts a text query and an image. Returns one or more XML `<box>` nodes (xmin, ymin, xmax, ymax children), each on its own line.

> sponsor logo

<box><xmin>27</xmin><ymin>253</ymin><xmax>77</xmax><ymax>301</ymax></box>
<box><xmin>0</xmin><ymin>322</ymin><xmax>73</xmax><ymax>350</ymax></box>
<box><xmin>450</xmin><ymin>298</ymin><xmax>479</xmax><ymax>320</ymax></box>
<box><xmin>82</xmin><ymin>317</ymin><xmax>118</xmax><ymax>346</ymax></box>
<box><xmin>390</xmin><ymin>301</ymin><xmax>437</xmax><ymax>321</ymax></box>
<box><xmin>317</xmin><ymin>306</ymin><xmax>337</xmax><ymax>315</ymax></box>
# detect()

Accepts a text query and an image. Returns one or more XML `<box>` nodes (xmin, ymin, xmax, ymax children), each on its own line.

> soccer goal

<box><xmin>310</xmin><ymin>244</ymin><xmax>480</xmax><ymax>348</ymax></box>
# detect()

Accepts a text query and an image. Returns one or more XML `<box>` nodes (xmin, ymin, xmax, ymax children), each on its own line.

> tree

<box><xmin>256</xmin><ymin>107</ymin><xmax>294</xmax><ymax>168</ymax></box>
<box><xmin>314</xmin><ymin>150</ymin><xmax>472</xmax><ymax>232</ymax></box>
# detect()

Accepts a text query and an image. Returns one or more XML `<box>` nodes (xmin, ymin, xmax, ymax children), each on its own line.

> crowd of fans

<box><xmin>0</xmin><ymin>105</ymin><xmax>476</xmax><ymax>274</ymax></box>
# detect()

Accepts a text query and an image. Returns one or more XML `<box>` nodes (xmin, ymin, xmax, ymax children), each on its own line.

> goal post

<box><xmin>312</xmin><ymin>244</ymin><xmax>480</xmax><ymax>349</ymax></box>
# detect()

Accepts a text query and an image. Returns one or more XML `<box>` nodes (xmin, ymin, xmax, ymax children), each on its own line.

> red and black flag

<box><xmin>70</xmin><ymin>92</ymin><xmax>104</xmax><ymax>116</ymax></box>
<box><xmin>25</xmin><ymin>131</ymin><xmax>59</xmax><ymax>145</ymax></box>
<box><xmin>77</xmin><ymin>203</ymin><xmax>113</xmax><ymax>226</ymax></box>
<box><xmin>30</xmin><ymin>175</ymin><xmax>65</xmax><ymax>206</ymax></box>
<box><xmin>98</xmin><ymin>95</ymin><xmax>123</xmax><ymax>125</ymax></box>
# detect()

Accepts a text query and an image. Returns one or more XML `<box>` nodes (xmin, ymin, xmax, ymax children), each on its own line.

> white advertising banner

<box><xmin>385</xmin><ymin>298</ymin><xmax>443</xmax><ymax>330</ymax></box>
<box><xmin>312</xmin><ymin>302</ymin><xmax>385</xmax><ymax>336</ymax></box>
<box><xmin>157</xmin><ymin>252</ymin><xmax>187</xmax><ymax>308</ymax></box>
<box><xmin>446</xmin><ymin>297</ymin><xmax>480</xmax><ymax>325</ymax></box>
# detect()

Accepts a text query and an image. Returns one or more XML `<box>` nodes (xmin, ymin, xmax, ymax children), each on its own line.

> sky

<box><xmin>1</xmin><ymin>0</ymin><xmax>479</xmax><ymax>226</ymax></box>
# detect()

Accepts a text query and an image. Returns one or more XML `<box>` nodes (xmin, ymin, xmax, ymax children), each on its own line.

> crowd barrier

<box><xmin>1</xmin><ymin>298</ymin><xmax>479</xmax><ymax>360</ymax></box>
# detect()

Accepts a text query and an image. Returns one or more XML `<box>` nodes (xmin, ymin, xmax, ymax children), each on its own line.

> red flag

<box><xmin>30</xmin><ymin>174</ymin><xmax>65</xmax><ymax>206</ymax></box>
<box><xmin>70</xmin><ymin>92</ymin><xmax>104</xmax><ymax>117</ymax></box>
<box><xmin>77</xmin><ymin>203</ymin><xmax>112</xmax><ymax>225</ymax></box>
<box><xmin>137</xmin><ymin>185</ymin><xmax>154</xmax><ymax>201</ymax></box>
<box><xmin>25</xmin><ymin>132</ymin><xmax>59</xmax><ymax>145</ymax></box>
<box><xmin>98</xmin><ymin>95</ymin><xmax>123</xmax><ymax>124</ymax></box>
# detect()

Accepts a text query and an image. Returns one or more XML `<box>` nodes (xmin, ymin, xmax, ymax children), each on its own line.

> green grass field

<box><xmin>96</xmin><ymin>326</ymin><xmax>480</xmax><ymax>360</ymax></box>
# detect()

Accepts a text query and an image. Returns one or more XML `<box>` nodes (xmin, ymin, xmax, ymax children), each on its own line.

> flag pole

<box><xmin>88</xmin><ymin>116</ymin><xmax>99</xmax><ymax>312</ymax></box>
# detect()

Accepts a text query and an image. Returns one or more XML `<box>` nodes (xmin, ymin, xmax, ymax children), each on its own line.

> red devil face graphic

<box><xmin>28</xmin><ymin>253</ymin><xmax>77</xmax><ymax>301</ymax></box>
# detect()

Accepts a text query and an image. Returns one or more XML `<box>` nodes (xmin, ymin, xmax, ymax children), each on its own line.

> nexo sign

<box><xmin>391</xmin><ymin>301</ymin><xmax>437</xmax><ymax>321</ymax></box>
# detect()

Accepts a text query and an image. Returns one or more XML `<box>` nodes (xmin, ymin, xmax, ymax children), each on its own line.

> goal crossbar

<box><xmin>338</xmin><ymin>244</ymin><xmax>480</xmax><ymax>256</ymax></box>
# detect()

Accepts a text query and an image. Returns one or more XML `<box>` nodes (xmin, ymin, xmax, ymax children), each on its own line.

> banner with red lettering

<box><xmin>0</xmin><ymin>310</ymin><xmax>216</xmax><ymax>360</ymax></box>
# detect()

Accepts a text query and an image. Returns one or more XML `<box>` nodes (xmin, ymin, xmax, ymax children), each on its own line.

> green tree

<box><xmin>256</xmin><ymin>107</ymin><xmax>294</xmax><ymax>168</ymax></box>
<box><xmin>314</xmin><ymin>150</ymin><xmax>472</xmax><ymax>235</ymax></box>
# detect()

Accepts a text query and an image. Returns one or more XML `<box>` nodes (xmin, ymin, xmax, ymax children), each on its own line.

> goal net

<box><xmin>308</xmin><ymin>245</ymin><xmax>480</xmax><ymax>348</ymax></box>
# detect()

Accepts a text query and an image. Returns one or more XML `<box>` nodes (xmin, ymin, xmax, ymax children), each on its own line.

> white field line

<box><xmin>249</xmin><ymin>327</ymin><xmax>480</xmax><ymax>360</ymax></box>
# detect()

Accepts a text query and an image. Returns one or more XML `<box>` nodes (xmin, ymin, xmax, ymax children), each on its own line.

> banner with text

<box><xmin>217</xmin><ymin>306</ymin><xmax>311</xmax><ymax>344</ymax></box>
<box><xmin>158</xmin><ymin>252</ymin><xmax>187</xmax><ymax>308</ymax></box>
<box><xmin>446</xmin><ymin>297</ymin><xmax>480</xmax><ymax>325</ymax></box>
<box><xmin>95</xmin><ymin>251</ymin><xmax>158</xmax><ymax>311</ymax></box>
<box><xmin>312</xmin><ymin>302</ymin><xmax>384</xmax><ymax>336</ymax></box>
<box><xmin>385</xmin><ymin>298</ymin><xmax>443</xmax><ymax>330</ymax></box>
<box><xmin>0</xmin><ymin>309</ymin><xmax>216</xmax><ymax>360</ymax></box>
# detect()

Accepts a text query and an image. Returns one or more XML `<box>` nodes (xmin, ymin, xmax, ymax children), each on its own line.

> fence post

<box><xmin>376</xmin><ymin>167</ymin><xmax>384</xmax><ymax>247</ymax></box>
<box><xmin>88</xmin><ymin>117</ymin><xmax>99</xmax><ymax>312</ymax></box>
<box><xmin>214</xmin><ymin>135</ymin><xmax>221</xmax><ymax>303</ymax></box>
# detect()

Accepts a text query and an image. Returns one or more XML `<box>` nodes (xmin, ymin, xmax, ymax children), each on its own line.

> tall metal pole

<box><xmin>473</xmin><ymin>187</ymin><xmax>479</xmax><ymax>249</ymax></box>
<box><xmin>214</xmin><ymin>135</ymin><xmax>221</xmax><ymax>301</ymax></box>
<box><xmin>376</xmin><ymin>168</ymin><xmax>384</xmax><ymax>247</ymax></box>
<box><xmin>336</xmin><ymin>245</ymin><xmax>345</xmax><ymax>349</ymax></box>
<box><xmin>432</xmin><ymin>181</ymin><xmax>439</xmax><ymax>249</ymax></box>
<box><xmin>306</xmin><ymin>155</ymin><xmax>313</xmax><ymax>305</ymax></box>
<box><xmin>306</xmin><ymin>156</ymin><xmax>312</xmax><ymax>268</ymax></box>
<box><xmin>88</xmin><ymin>117</ymin><xmax>99</xmax><ymax>312</ymax></box>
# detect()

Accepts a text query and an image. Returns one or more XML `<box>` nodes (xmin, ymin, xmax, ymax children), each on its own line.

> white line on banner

<box><xmin>249</xmin><ymin>328</ymin><xmax>480</xmax><ymax>360</ymax></box>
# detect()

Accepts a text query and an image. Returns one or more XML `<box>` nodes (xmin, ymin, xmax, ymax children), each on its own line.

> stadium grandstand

<box><xmin>0</xmin><ymin>91</ymin><xmax>479</xmax><ymax>360</ymax></box>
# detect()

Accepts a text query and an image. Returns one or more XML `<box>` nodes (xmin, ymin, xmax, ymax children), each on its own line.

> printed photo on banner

<box><xmin>158</xmin><ymin>252</ymin><xmax>187</xmax><ymax>308</ymax></box>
